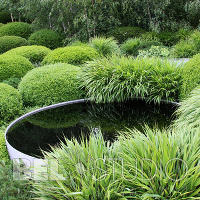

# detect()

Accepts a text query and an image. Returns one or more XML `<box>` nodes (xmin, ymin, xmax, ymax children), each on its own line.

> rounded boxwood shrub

<box><xmin>18</xmin><ymin>63</ymin><xmax>84</xmax><ymax>107</ymax></box>
<box><xmin>0</xmin><ymin>22</ymin><xmax>32</xmax><ymax>39</ymax></box>
<box><xmin>4</xmin><ymin>45</ymin><xmax>51</xmax><ymax>63</ymax></box>
<box><xmin>180</xmin><ymin>54</ymin><xmax>200</xmax><ymax>99</ymax></box>
<box><xmin>0</xmin><ymin>83</ymin><xmax>23</xmax><ymax>122</ymax></box>
<box><xmin>89</xmin><ymin>37</ymin><xmax>120</xmax><ymax>56</ymax></box>
<box><xmin>0</xmin><ymin>55</ymin><xmax>34</xmax><ymax>82</ymax></box>
<box><xmin>0</xmin><ymin>36</ymin><xmax>28</xmax><ymax>54</ymax></box>
<box><xmin>107</xmin><ymin>26</ymin><xmax>146</xmax><ymax>43</ymax></box>
<box><xmin>42</xmin><ymin>46</ymin><xmax>99</xmax><ymax>65</ymax></box>
<box><xmin>28</xmin><ymin>29</ymin><xmax>62</xmax><ymax>49</ymax></box>
<box><xmin>0</xmin><ymin>11</ymin><xmax>11</xmax><ymax>23</ymax></box>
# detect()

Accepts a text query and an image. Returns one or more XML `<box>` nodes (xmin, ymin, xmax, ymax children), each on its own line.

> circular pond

<box><xmin>6</xmin><ymin>99</ymin><xmax>178</xmax><ymax>158</ymax></box>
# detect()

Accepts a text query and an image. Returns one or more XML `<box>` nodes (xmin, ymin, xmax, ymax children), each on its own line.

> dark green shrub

<box><xmin>0</xmin><ymin>83</ymin><xmax>23</xmax><ymax>122</ymax></box>
<box><xmin>4</xmin><ymin>45</ymin><xmax>51</xmax><ymax>63</ymax></box>
<box><xmin>0</xmin><ymin>36</ymin><xmax>28</xmax><ymax>54</ymax></box>
<box><xmin>28</xmin><ymin>29</ymin><xmax>62</xmax><ymax>49</ymax></box>
<box><xmin>89</xmin><ymin>37</ymin><xmax>120</xmax><ymax>56</ymax></box>
<box><xmin>121</xmin><ymin>38</ymin><xmax>161</xmax><ymax>56</ymax></box>
<box><xmin>107</xmin><ymin>26</ymin><xmax>146</xmax><ymax>43</ymax></box>
<box><xmin>2</xmin><ymin>77</ymin><xmax>21</xmax><ymax>88</ymax></box>
<box><xmin>180</xmin><ymin>54</ymin><xmax>200</xmax><ymax>99</ymax></box>
<box><xmin>0</xmin><ymin>22</ymin><xmax>32</xmax><ymax>39</ymax></box>
<box><xmin>18</xmin><ymin>63</ymin><xmax>84</xmax><ymax>107</ymax></box>
<box><xmin>0</xmin><ymin>55</ymin><xmax>34</xmax><ymax>82</ymax></box>
<box><xmin>42</xmin><ymin>46</ymin><xmax>99</xmax><ymax>65</ymax></box>
<box><xmin>173</xmin><ymin>31</ymin><xmax>200</xmax><ymax>58</ymax></box>
<box><xmin>0</xmin><ymin>11</ymin><xmax>11</xmax><ymax>23</ymax></box>
<box><xmin>157</xmin><ymin>31</ymin><xmax>178</xmax><ymax>46</ymax></box>
<box><xmin>82</xmin><ymin>56</ymin><xmax>181</xmax><ymax>104</ymax></box>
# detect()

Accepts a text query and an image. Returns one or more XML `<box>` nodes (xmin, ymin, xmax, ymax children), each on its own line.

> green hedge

<box><xmin>0</xmin><ymin>22</ymin><xmax>32</xmax><ymax>39</ymax></box>
<box><xmin>180</xmin><ymin>54</ymin><xmax>200</xmax><ymax>99</ymax></box>
<box><xmin>19</xmin><ymin>63</ymin><xmax>84</xmax><ymax>107</ymax></box>
<box><xmin>28</xmin><ymin>29</ymin><xmax>62</xmax><ymax>49</ymax></box>
<box><xmin>42</xmin><ymin>46</ymin><xmax>99</xmax><ymax>65</ymax></box>
<box><xmin>121</xmin><ymin>38</ymin><xmax>161</xmax><ymax>56</ymax></box>
<box><xmin>0</xmin><ymin>36</ymin><xmax>28</xmax><ymax>54</ymax></box>
<box><xmin>82</xmin><ymin>56</ymin><xmax>181</xmax><ymax>104</ymax></box>
<box><xmin>0</xmin><ymin>11</ymin><xmax>11</xmax><ymax>23</ymax></box>
<box><xmin>0</xmin><ymin>83</ymin><xmax>23</xmax><ymax>122</ymax></box>
<box><xmin>4</xmin><ymin>45</ymin><xmax>51</xmax><ymax>63</ymax></box>
<box><xmin>107</xmin><ymin>26</ymin><xmax>146</xmax><ymax>43</ymax></box>
<box><xmin>0</xmin><ymin>55</ymin><xmax>34</xmax><ymax>82</ymax></box>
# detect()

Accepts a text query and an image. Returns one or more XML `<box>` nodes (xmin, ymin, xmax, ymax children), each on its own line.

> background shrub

<box><xmin>0</xmin><ymin>36</ymin><xmax>28</xmax><ymax>54</ymax></box>
<box><xmin>107</xmin><ymin>26</ymin><xmax>146</xmax><ymax>43</ymax></box>
<box><xmin>4</xmin><ymin>45</ymin><xmax>51</xmax><ymax>64</ymax></box>
<box><xmin>0</xmin><ymin>55</ymin><xmax>34</xmax><ymax>82</ymax></box>
<box><xmin>174</xmin><ymin>86</ymin><xmax>200</xmax><ymax>130</ymax></box>
<box><xmin>89</xmin><ymin>37</ymin><xmax>120</xmax><ymax>56</ymax></box>
<box><xmin>28</xmin><ymin>29</ymin><xmax>62</xmax><ymax>49</ymax></box>
<box><xmin>157</xmin><ymin>31</ymin><xmax>178</xmax><ymax>46</ymax></box>
<box><xmin>2</xmin><ymin>77</ymin><xmax>21</xmax><ymax>88</ymax></box>
<box><xmin>42</xmin><ymin>46</ymin><xmax>99</xmax><ymax>65</ymax></box>
<box><xmin>82</xmin><ymin>56</ymin><xmax>181</xmax><ymax>104</ymax></box>
<box><xmin>0</xmin><ymin>11</ymin><xmax>11</xmax><ymax>23</ymax></box>
<box><xmin>121</xmin><ymin>38</ymin><xmax>161</xmax><ymax>56</ymax></box>
<box><xmin>19</xmin><ymin>63</ymin><xmax>84</xmax><ymax>107</ymax></box>
<box><xmin>180</xmin><ymin>54</ymin><xmax>200</xmax><ymax>99</ymax></box>
<box><xmin>0</xmin><ymin>22</ymin><xmax>32</xmax><ymax>39</ymax></box>
<box><xmin>0</xmin><ymin>83</ymin><xmax>23</xmax><ymax>122</ymax></box>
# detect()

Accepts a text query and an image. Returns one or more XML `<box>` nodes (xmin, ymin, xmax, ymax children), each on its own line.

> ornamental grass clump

<box><xmin>82</xmin><ymin>55</ymin><xmax>181</xmax><ymax>104</ymax></box>
<box><xmin>33</xmin><ymin>133</ymin><xmax>124</xmax><ymax>200</ymax></box>
<box><xmin>89</xmin><ymin>37</ymin><xmax>120</xmax><ymax>56</ymax></box>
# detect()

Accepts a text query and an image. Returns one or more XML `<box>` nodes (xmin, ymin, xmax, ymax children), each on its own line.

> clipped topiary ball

<box><xmin>0</xmin><ymin>22</ymin><xmax>32</xmax><ymax>39</ymax></box>
<box><xmin>18</xmin><ymin>63</ymin><xmax>84</xmax><ymax>107</ymax></box>
<box><xmin>0</xmin><ymin>83</ymin><xmax>23</xmax><ymax>122</ymax></box>
<box><xmin>0</xmin><ymin>55</ymin><xmax>34</xmax><ymax>82</ymax></box>
<box><xmin>42</xmin><ymin>46</ymin><xmax>99</xmax><ymax>65</ymax></box>
<box><xmin>0</xmin><ymin>11</ymin><xmax>11</xmax><ymax>24</ymax></box>
<box><xmin>4</xmin><ymin>45</ymin><xmax>51</xmax><ymax>63</ymax></box>
<box><xmin>0</xmin><ymin>36</ymin><xmax>28</xmax><ymax>54</ymax></box>
<box><xmin>28</xmin><ymin>29</ymin><xmax>62</xmax><ymax>49</ymax></box>
<box><xmin>180</xmin><ymin>54</ymin><xmax>200</xmax><ymax>99</ymax></box>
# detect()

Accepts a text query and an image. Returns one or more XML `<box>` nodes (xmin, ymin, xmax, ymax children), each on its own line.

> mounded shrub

<box><xmin>4</xmin><ymin>45</ymin><xmax>51</xmax><ymax>63</ymax></box>
<box><xmin>0</xmin><ymin>36</ymin><xmax>28</xmax><ymax>54</ymax></box>
<box><xmin>0</xmin><ymin>55</ymin><xmax>34</xmax><ymax>82</ymax></box>
<box><xmin>174</xmin><ymin>86</ymin><xmax>200</xmax><ymax>130</ymax></box>
<box><xmin>107</xmin><ymin>26</ymin><xmax>146</xmax><ymax>43</ymax></box>
<box><xmin>28</xmin><ymin>29</ymin><xmax>62</xmax><ymax>49</ymax></box>
<box><xmin>82</xmin><ymin>55</ymin><xmax>181</xmax><ymax>104</ymax></box>
<box><xmin>180</xmin><ymin>54</ymin><xmax>200</xmax><ymax>99</ymax></box>
<box><xmin>0</xmin><ymin>83</ymin><xmax>23</xmax><ymax>122</ymax></box>
<box><xmin>0</xmin><ymin>22</ymin><xmax>32</xmax><ymax>39</ymax></box>
<box><xmin>89</xmin><ymin>37</ymin><xmax>120</xmax><ymax>56</ymax></box>
<box><xmin>121</xmin><ymin>38</ymin><xmax>161</xmax><ymax>56</ymax></box>
<box><xmin>0</xmin><ymin>23</ymin><xmax>4</xmax><ymax>28</ymax></box>
<box><xmin>42</xmin><ymin>46</ymin><xmax>99</xmax><ymax>65</ymax></box>
<box><xmin>18</xmin><ymin>63</ymin><xmax>84</xmax><ymax>107</ymax></box>
<box><xmin>0</xmin><ymin>127</ymin><xmax>9</xmax><ymax>162</ymax></box>
<box><xmin>0</xmin><ymin>11</ymin><xmax>11</xmax><ymax>23</ymax></box>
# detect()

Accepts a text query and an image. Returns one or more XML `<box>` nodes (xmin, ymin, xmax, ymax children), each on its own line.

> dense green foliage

<box><xmin>107</xmin><ymin>27</ymin><xmax>146</xmax><ymax>43</ymax></box>
<box><xmin>174</xmin><ymin>86</ymin><xmax>200</xmax><ymax>130</ymax></box>
<box><xmin>89</xmin><ymin>37</ymin><xmax>120</xmax><ymax>56</ymax></box>
<box><xmin>157</xmin><ymin>31</ymin><xmax>178</xmax><ymax>46</ymax></box>
<box><xmin>0</xmin><ymin>22</ymin><xmax>32</xmax><ymax>39</ymax></box>
<box><xmin>0</xmin><ymin>11</ymin><xmax>11</xmax><ymax>23</ymax></box>
<box><xmin>121</xmin><ymin>38</ymin><xmax>161</xmax><ymax>56</ymax></box>
<box><xmin>0</xmin><ymin>55</ymin><xmax>34</xmax><ymax>82</ymax></box>
<box><xmin>138</xmin><ymin>46</ymin><xmax>170</xmax><ymax>58</ymax></box>
<box><xmin>2</xmin><ymin>77</ymin><xmax>21</xmax><ymax>88</ymax></box>
<box><xmin>0</xmin><ymin>83</ymin><xmax>22</xmax><ymax>122</ymax></box>
<box><xmin>82</xmin><ymin>56</ymin><xmax>181</xmax><ymax>104</ymax></box>
<box><xmin>42</xmin><ymin>46</ymin><xmax>99</xmax><ymax>65</ymax></box>
<box><xmin>0</xmin><ymin>36</ymin><xmax>28</xmax><ymax>54</ymax></box>
<box><xmin>173</xmin><ymin>31</ymin><xmax>200</xmax><ymax>58</ymax></box>
<box><xmin>180</xmin><ymin>54</ymin><xmax>200</xmax><ymax>99</ymax></box>
<box><xmin>0</xmin><ymin>126</ymin><xmax>9</xmax><ymax>162</ymax></box>
<box><xmin>19</xmin><ymin>63</ymin><xmax>84</xmax><ymax>107</ymax></box>
<box><xmin>4</xmin><ymin>45</ymin><xmax>51</xmax><ymax>63</ymax></box>
<box><xmin>28</xmin><ymin>29</ymin><xmax>62</xmax><ymax>49</ymax></box>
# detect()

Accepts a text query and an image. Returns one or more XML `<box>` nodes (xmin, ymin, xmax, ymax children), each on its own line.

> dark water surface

<box><xmin>7</xmin><ymin>100</ymin><xmax>177</xmax><ymax>158</ymax></box>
